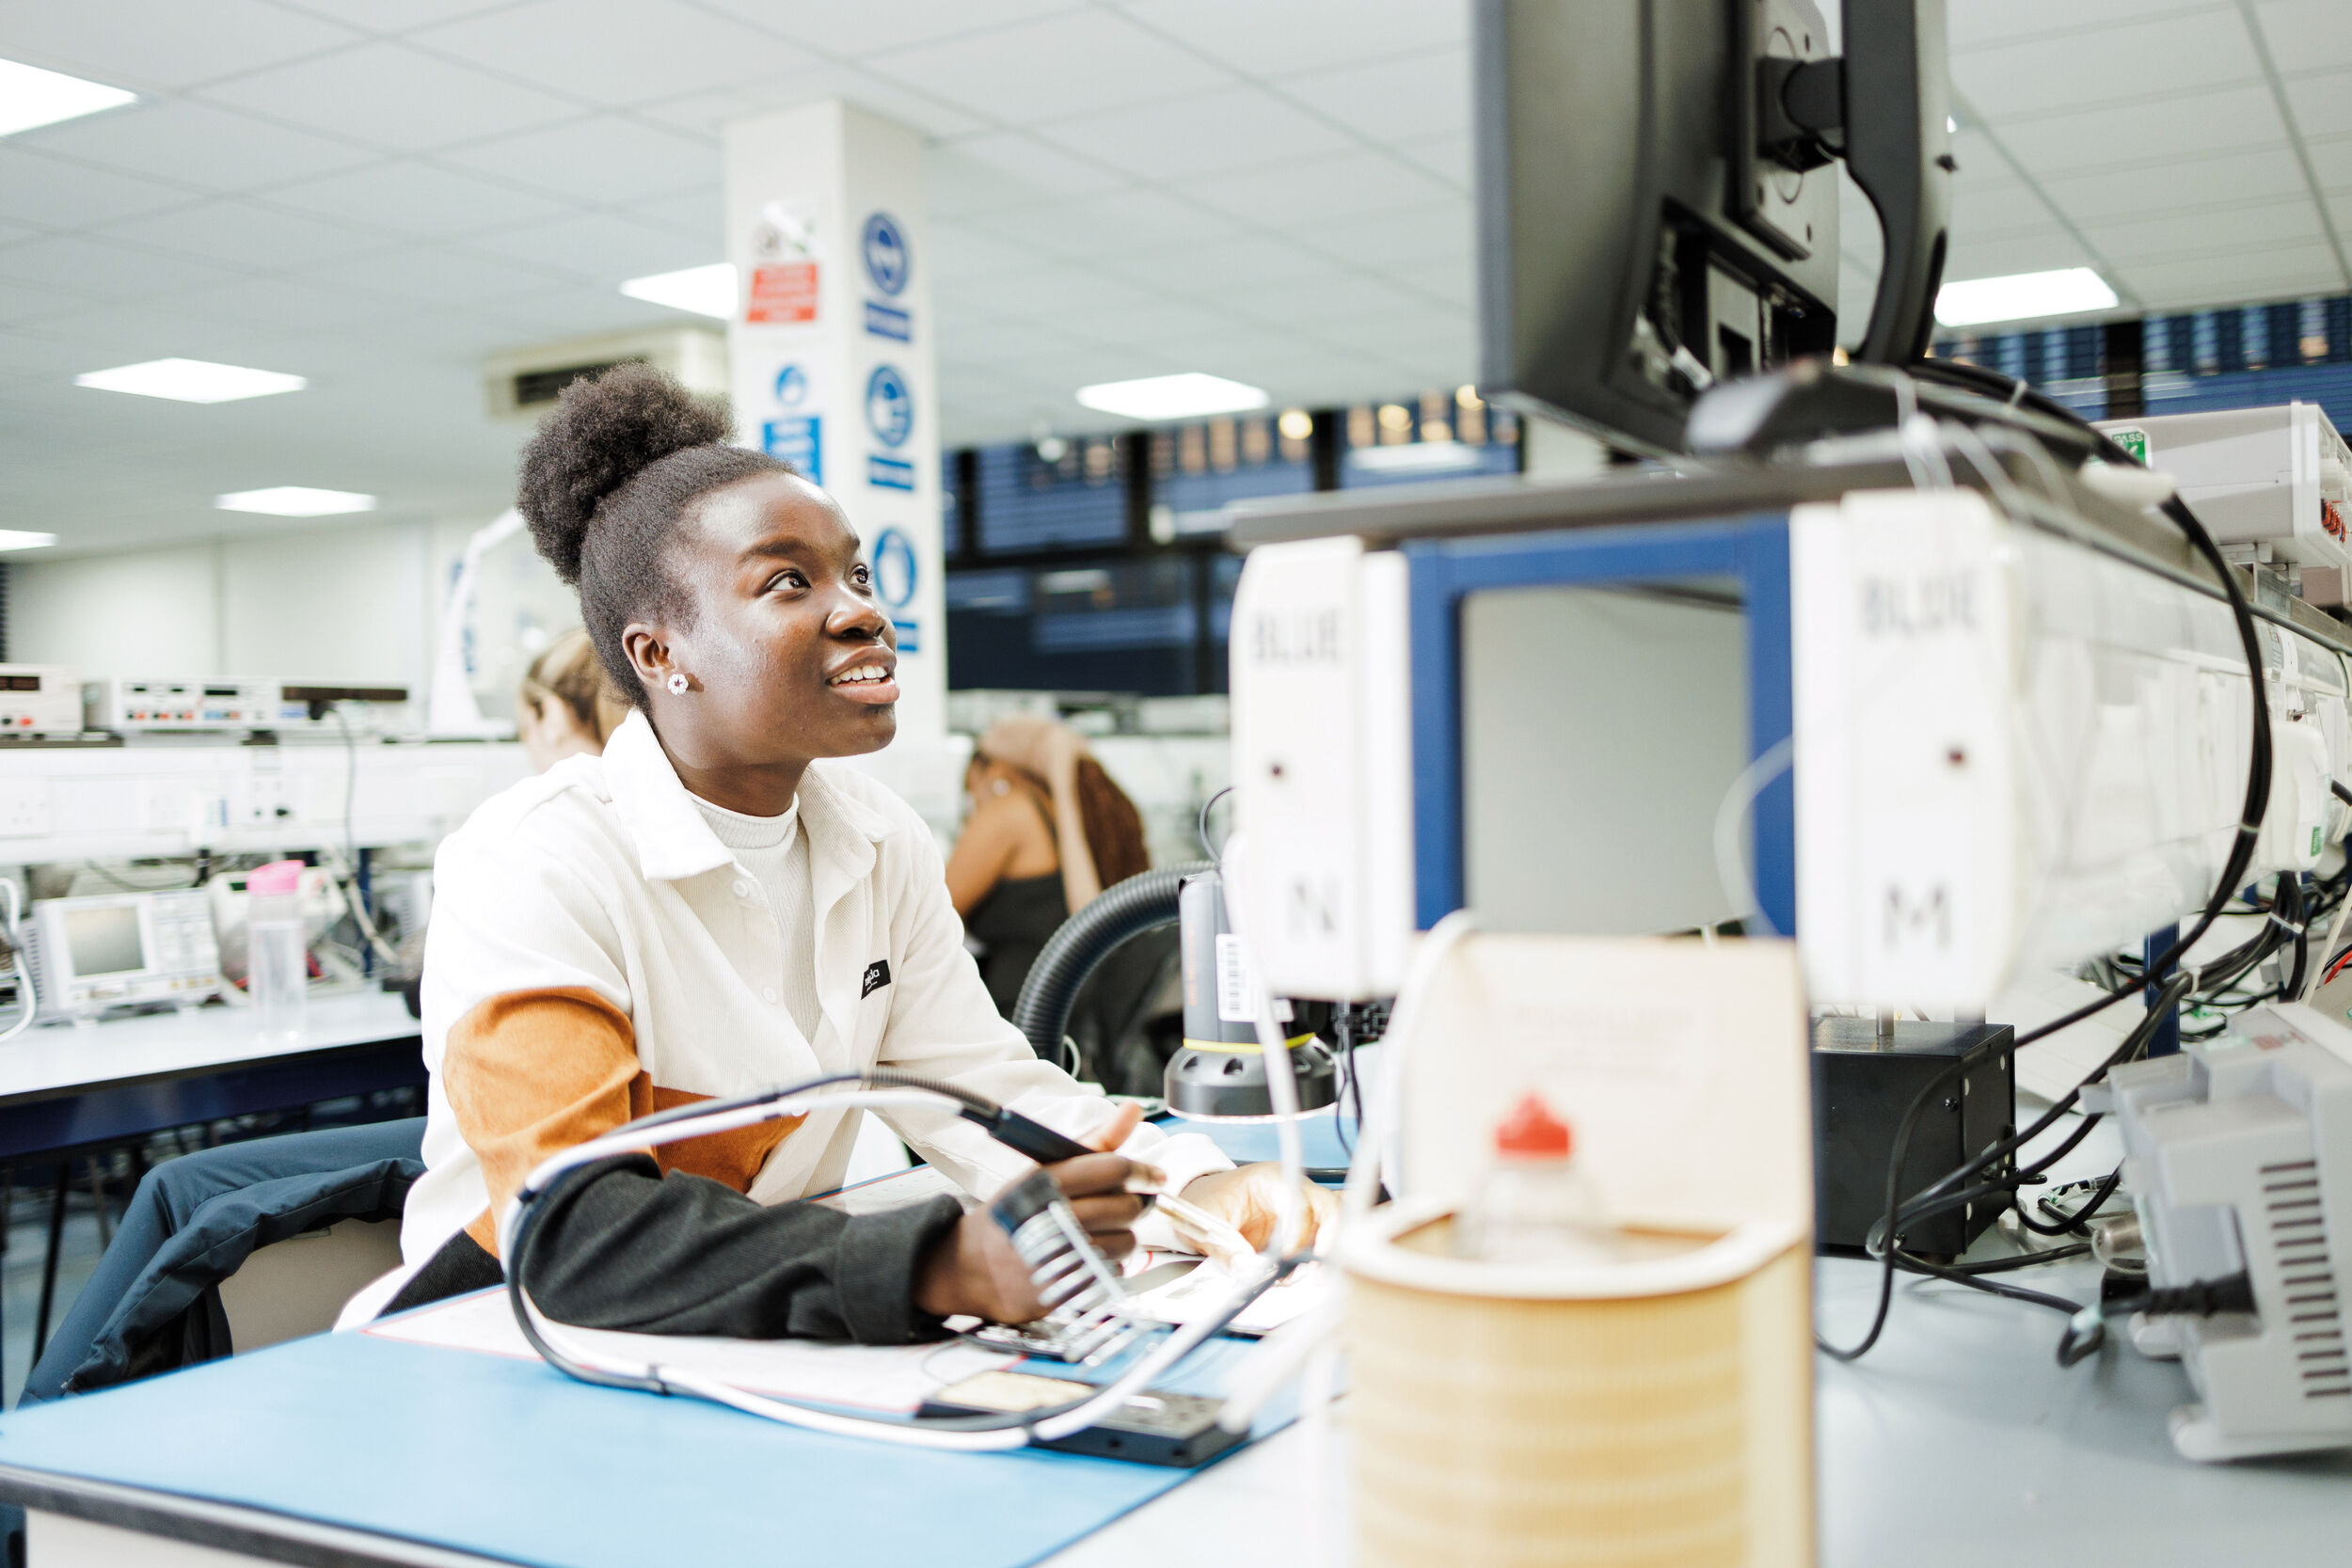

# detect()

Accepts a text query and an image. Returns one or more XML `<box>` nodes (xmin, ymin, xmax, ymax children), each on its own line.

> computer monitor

<box><xmin>1474</xmin><ymin>0</ymin><xmax>1952</xmax><ymax>456</ymax></box>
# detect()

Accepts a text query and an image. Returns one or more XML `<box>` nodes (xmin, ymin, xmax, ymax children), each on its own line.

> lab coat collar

<box><xmin>601</xmin><ymin>709</ymin><xmax>891</xmax><ymax>884</ymax></box>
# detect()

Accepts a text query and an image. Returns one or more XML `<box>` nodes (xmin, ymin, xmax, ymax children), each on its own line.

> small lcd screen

<box><xmin>63</xmin><ymin>907</ymin><xmax>145</xmax><ymax>977</ymax></box>
<box><xmin>2</xmin><ymin>675</ymin><xmax>38</xmax><ymax>691</ymax></box>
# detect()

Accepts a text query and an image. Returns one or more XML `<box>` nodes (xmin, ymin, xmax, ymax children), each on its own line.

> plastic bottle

<box><xmin>246</xmin><ymin>860</ymin><xmax>309</xmax><ymax>1045</ymax></box>
<box><xmin>1454</xmin><ymin>1092</ymin><xmax>1615</xmax><ymax>1264</ymax></box>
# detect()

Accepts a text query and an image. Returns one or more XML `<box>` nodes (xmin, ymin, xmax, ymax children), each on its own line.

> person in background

<box><xmin>946</xmin><ymin>716</ymin><xmax>1150</xmax><ymax>1018</ymax></box>
<box><xmin>515</xmin><ymin>626</ymin><xmax>628</xmax><ymax>772</ymax></box>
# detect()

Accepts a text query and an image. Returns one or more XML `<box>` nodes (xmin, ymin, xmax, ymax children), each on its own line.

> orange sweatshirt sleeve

<box><xmin>440</xmin><ymin>987</ymin><xmax>798</xmax><ymax>1256</ymax></box>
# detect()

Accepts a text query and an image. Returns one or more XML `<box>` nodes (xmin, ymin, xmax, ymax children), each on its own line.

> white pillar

<box><xmin>723</xmin><ymin>102</ymin><xmax>946</xmax><ymax>746</ymax></box>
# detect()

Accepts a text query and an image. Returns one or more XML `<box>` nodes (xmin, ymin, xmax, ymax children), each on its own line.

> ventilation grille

<box><xmin>2263</xmin><ymin>1159</ymin><xmax>2347</xmax><ymax>1399</ymax></box>
<box><xmin>512</xmin><ymin>357</ymin><xmax>643</xmax><ymax>408</ymax></box>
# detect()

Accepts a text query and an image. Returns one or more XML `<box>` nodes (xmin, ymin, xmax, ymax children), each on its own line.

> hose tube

<box><xmin>1011</xmin><ymin>863</ymin><xmax>1210</xmax><ymax>1063</ymax></box>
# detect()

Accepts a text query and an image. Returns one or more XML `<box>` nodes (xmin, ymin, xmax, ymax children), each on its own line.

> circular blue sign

<box><xmin>772</xmin><ymin>363</ymin><xmax>807</xmax><ymax>406</ymax></box>
<box><xmin>865</xmin><ymin>364</ymin><xmax>914</xmax><ymax>449</ymax></box>
<box><xmin>862</xmin><ymin>212</ymin><xmax>910</xmax><ymax>296</ymax></box>
<box><xmin>873</xmin><ymin>527</ymin><xmax>918</xmax><ymax>610</ymax></box>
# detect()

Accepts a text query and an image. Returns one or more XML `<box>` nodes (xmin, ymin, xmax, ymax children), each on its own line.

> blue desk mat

<box><xmin>1158</xmin><ymin>1112</ymin><xmax>1356</xmax><ymax>1170</ymax></box>
<box><xmin>0</xmin><ymin>1326</ymin><xmax>1275</xmax><ymax>1568</ymax></box>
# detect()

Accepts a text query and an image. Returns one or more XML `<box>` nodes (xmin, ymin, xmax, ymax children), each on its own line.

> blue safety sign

<box><xmin>865</xmin><ymin>364</ymin><xmax>913</xmax><ymax>448</ymax></box>
<box><xmin>872</xmin><ymin>527</ymin><xmax>918</xmax><ymax>610</ymax></box>
<box><xmin>772</xmin><ymin>363</ymin><xmax>808</xmax><ymax>406</ymax></box>
<box><xmin>864</xmin><ymin>301</ymin><xmax>911</xmax><ymax>341</ymax></box>
<box><xmin>867</xmin><ymin>455</ymin><xmax>914</xmax><ymax>490</ymax></box>
<box><xmin>862</xmin><ymin>212</ymin><xmax>910</xmax><ymax>296</ymax></box>
<box><xmin>761</xmin><ymin>417</ymin><xmax>820</xmax><ymax>483</ymax></box>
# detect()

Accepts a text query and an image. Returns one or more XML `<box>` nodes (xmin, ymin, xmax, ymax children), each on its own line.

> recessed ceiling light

<box><xmin>1346</xmin><ymin>441</ymin><xmax>1485</xmax><ymax>475</ymax></box>
<box><xmin>76</xmin><ymin>358</ymin><xmax>306</xmax><ymax>404</ymax></box>
<box><xmin>620</xmin><ymin>262</ymin><xmax>736</xmax><ymax>319</ymax></box>
<box><xmin>0</xmin><ymin>531</ymin><xmax>57</xmax><ymax>552</ymax></box>
<box><xmin>215</xmin><ymin>487</ymin><xmax>378</xmax><ymax>517</ymax></box>
<box><xmin>1934</xmin><ymin>267</ymin><xmax>2118</xmax><ymax>327</ymax></box>
<box><xmin>0</xmin><ymin>57</ymin><xmax>135</xmax><ymax>138</ymax></box>
<box><xmin>1075</xmin><ymin>373</ymin><xmax>1269</xmax><ymax>421</ymax></box>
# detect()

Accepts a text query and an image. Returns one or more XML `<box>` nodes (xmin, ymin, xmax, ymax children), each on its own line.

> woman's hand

<box><xmin>1171</xmin><ymin>1164</ymin><xmax>1340</xmax><ymax>1259</ymax></box>
<box><xmin>913</xmin><ymin>1103</ymin><xmax>1150</xmax><ymax>1325</ymax></box>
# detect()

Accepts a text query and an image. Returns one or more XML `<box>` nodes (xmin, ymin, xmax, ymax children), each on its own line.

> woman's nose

<box><xmin>827</xmin><ymin>589</ymin><xmax>889</xmax><ymax>639</ymax></box>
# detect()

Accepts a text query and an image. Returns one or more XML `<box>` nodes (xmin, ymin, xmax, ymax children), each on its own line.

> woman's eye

<box><xmin>769</xmin><ymin>570</ymin><xmax>807</xmax><ymax>593</ymax></box>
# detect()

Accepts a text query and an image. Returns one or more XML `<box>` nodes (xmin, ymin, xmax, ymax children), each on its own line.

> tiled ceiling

<box><xmin>0</xmin><ymin>0</ymin><xmax>2345</xmax><ymax>555</ymax></box>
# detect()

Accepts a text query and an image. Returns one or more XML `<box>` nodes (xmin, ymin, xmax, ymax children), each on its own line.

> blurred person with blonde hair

<box><xmin>946</xmin><ymin>715</ymin><xmax>1149</xmax><ymax>1018</ymax></box>
<box><xmin>515</xmin><ymin>626</ymin><xmax>628</xmax><ymax>772</ymax></box>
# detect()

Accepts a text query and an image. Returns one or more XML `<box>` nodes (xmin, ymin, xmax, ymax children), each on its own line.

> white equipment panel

<box><xmin>0</xmin><ymin>740</ymin><xmax>531</xmax><ymax>863</ymax></box>
<box><xmin>0</xmin><ymin>666</ymin><xmax>84</xmax><ymax>737</ymax></box>
<box><xmin>2098</xmin><ymin>403</ymin><xmax>2352</xmax><ymax>570</ymax></box>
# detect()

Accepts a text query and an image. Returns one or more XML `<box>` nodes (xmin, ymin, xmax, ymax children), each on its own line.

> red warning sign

<box><xmin>746</xmin><ymin>261</ymin><xmax>818</xmax><ymax>325</ymax></box>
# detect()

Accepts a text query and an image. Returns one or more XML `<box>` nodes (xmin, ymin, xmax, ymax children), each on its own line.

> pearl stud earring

<box><xmin>666</xmin><ymin>673</ymin><xmax>690</xmax><ymax>695</ymax></box>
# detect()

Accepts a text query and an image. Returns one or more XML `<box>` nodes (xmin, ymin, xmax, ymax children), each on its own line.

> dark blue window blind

<box><xmin>974</xmin><ymin>442</ymin><xmax>1126</xmax><ymax>554</ymax></box>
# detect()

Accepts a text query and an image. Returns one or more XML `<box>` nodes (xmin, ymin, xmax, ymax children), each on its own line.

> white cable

<box><xmin>502</xmin><ymin>1082</ymin><xmax>1279</xmax><ymax>1451</ymax></box>
<box><xmin>1711</xmin><ymin>735</ymin><xmax>1795</xmax><ymax>940</ymax></box>
<box><xmin>1343</xmin><ymin>910</ymin><xmax>1477</xmax><ymax>1228</ymax></box>
<box><xmin>1216</xmin><ymin>832</ymin><xmax>1308</xmax><ymax>1259</ymax></box>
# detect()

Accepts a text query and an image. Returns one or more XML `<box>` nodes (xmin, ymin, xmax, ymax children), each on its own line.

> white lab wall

<box><xmin>8</xmin><ymin>515</ymin><xmax>579</xmax><ymax>719</ymax></box>
<box><xmin>9</xmin><ymin>545</ymin><xmax>223</xmax><ymax>678</ymax></box>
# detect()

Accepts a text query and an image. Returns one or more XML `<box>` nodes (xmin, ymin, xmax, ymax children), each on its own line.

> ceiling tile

<box><xmin>1170</xmin><ymin>148</ymin><xmax>1455</xmax><ymax>228</ymax></box>
<box><xmin>2038</xmin><ymin>148</ymin><xmax>2312</xmax><ymax>223</ymax></box>
<box><xmin>928</xmin><ymin>220</ymin><xmax>1043</xmax><ymax>282</ymax></box>
<box><xmin>409</xmin><ymin>0</ymin><xmax>813</xmax><ymax>105</ymax></box>
<box><xmin>0</xmin><ymin>0</ymin><xmax>361</xmax><ymax>91</ymax></box>
<box><xmin>2085</xmin><ymin>197</ymin><xmax>2324</xmax><ymax>262</ymax></box>
<box><xmin>2122</xmin><ymin>240</ymin><xmax>2346</xmax><ymax>309</ymax></box>
<box><xmin>1275</xmin><ymin>45</ymin><xmax>1470</xmax><ymax>143</ymax></box>
<box><xmin>2312</xmin><ymin>134</ymin><xmax>2352</xmax><ymax>190</ymax></box>
<box><xmin>270</xmin><ymin>0</ymin><xmax>517</xmax><ymax>29</ymax></box>
<box><xmin>463</xmin><ymin>211</ymin><xmax>715</xmax><ymax>282</ymax></box>
<box><xmin>1230</xmin><ymin>268</ymin><xmax>1425</xmax><ymax>326</ymax></box>
<box><xmin>173</xmin><ymin>274</ymin><xmax>404</xmax><ymax>333</ymax></box>
<box><xmin>266</xmin><ymin>161</ymin><xmax>577</xmax><ymax>240</ymax></box>
<box><xmin>440</xmin><ymin>115</ymin><xmax>717</xmax><ymax>204</ymax></box>
<box><xmin>947</xmin><ymin>262</ymin><xmax>1160</xmax><ymax>320</ymax></box>
<box><xmin>2285</xmin><ymin>70</ymin><xmax>2352</xmax><ymax>139</ymax></box>
<box><xmin>623</xmin><ymin>185</ymin><xmax>723</xmax><ymax>241</ymax></box>
<box><xmin>13</xmin><ymin>99</ymin><xmax>378</xmax><ymax>195</ymax></box>
<box><xmin>631</xmin><ymin>62</ymin><xmax>986</xmax><ymax>142</ymax></box>
<box><xmin>1093</xmin><ymin>296</ymin><xmax>1251</xmax><ymax>346</ymax></box>
<box><xmin>102</xmin><ymin>198</ymin><xmax>390</xmax><ymax>270</ymax></box>
<box><xmin>1954</xmin><ymin>10</ymin><xmax>2260</xmax><ymax>119</ymax></box>
<box><xmin>0</xmin><ymin>148</ymin><xmax>198</xmax><ymax>230</ymax></box>
<box><xmin>1109</xmin><ymin>231</ymin><xmax>1336</xmax><ymax>295</ymax></box>
<box><xmin>1385</xmin><ymin>256</ymin><xmax>1473</xmax><ymax>309</ymax></box>
<box><xmin>865</xmin><ymin>10</ymin><xmax>1230</xmax><ymax>124</ymax></box>
<box><xmin>1391</xmin><ymin>132</ymin><xmax>1470</xmax><ymax>190</ymax></box>
<box><xmin>199</xmin><ymin>41</ymin><xmax>586</xmax><ymax>153</ymax></box>
<box><xmin>0</xmin><ymin>277</ymin><xmax>90</xmax><ymax>328</ymax></box>
<box><xmin>2256</xmin><ymin>1</ymin><xmax>2352</xmax><ymax>74</ymax></box>
<box><xmin>1036</xmin><ymin>86</ymin><xmax>1355</xmax><ymax>182</ymax></box>
<box><xmin>1940</xmin><ymin>230</ymin><xmax>2094</xmax><ymax>283</ymax></box>
<box><xmin>1994</xmin><ymin>87</ymin><xmax>2287</xmax><ymax>177</ymax></box>
<box><xmin>694</xmin><ymin>0</ymin><xmax>1082</xmax><ymax>60</ymax></box>
<box><xmin>937</xmin><ymin>316</ymin><xmax>1105</xmax><ymax>365</ymax></box>
<box><xmin>1950</xmin><ymin>181</ymin><xmax>2058</xmax><ymax>238</ymax></box>
<box><xmin>1114</xmin><ymin>0</ymin><xmax>1466</xmax><ymax>79</ymax></box>
<box><xmin>964</xmin><ymin>188</ymin><xmax>1236</xmax><ymax>261</ymax></box>
<box><xmin>300</xmin><ymin>244</ymin><xmax>568</xmax><ymax>308</ymax></box>
<box><xmin>1285</xmin><ymin>200</ymin><xmax>1470</xmax><ymax>269</ymax></box>
<box><xmin>925</xmin><ymin>133</ymin><xmax>1129</xmax><ymax>218</ymax></box>
<box><xmin>1949</xmin><ymin>1</ymin><xmax>2232</xmax><ymax>54</ymax></box>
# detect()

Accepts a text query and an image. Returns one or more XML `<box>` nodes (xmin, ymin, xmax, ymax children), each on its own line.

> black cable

<box><xmin>1891</xmin><ymin>1250</ymin><xmax>2083</xmax><ymax>1316</ymax></box>
<box><xmin>1921</xmin><ymin>1242</ymin><xmax>2090</xmax><ymax>1275</ymax></box>
<box><xmin>2025</xmin><ymin>1167</ymin><xmax>2122</xmax><ymax>1237</ymax></box>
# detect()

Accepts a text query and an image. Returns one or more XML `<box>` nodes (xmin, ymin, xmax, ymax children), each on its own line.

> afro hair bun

<box><xmin>516</xmin><ymin>361</ymin><xmax>730</xmax><ymax>585</ymax></box>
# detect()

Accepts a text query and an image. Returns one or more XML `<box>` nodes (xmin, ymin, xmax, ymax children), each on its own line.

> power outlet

<box><xmin>241</xmin><ymin>775</ymin><xmax>298</xmax><ymax>829</ymax></box>
<box><xmin>0</xmin><ymin>782</ymin><xmax>53</xmax><ymax>838</ymax></box>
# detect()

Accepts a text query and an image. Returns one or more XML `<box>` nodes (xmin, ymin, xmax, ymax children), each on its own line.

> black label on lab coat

<box><xmin>861</xmin><ymin>959</ymin><xmax>892</xmax><ymax>998</ymax></box>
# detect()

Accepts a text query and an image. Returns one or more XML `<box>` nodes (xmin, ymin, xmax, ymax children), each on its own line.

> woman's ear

<box><xmin>621</xmin><ymin>623</ymin><xmax>669</xmax><ymax>689</ymax></box>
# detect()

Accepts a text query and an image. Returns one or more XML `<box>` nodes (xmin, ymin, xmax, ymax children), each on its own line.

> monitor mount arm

<box><xmin>1754</xmin><ymin>1</ymin><xmax>1953</xmax><ymax>364</ymax></box>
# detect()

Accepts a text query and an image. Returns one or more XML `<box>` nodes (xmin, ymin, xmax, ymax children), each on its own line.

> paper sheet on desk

<box><xmin>1120</xmin><ymin>1253</ymin><xmax>1333</xmax><ymax>1337</ymax></box>
<box><xmin>364</xmin><ymin>1290</ymin><xmax>1012</xmax><ymax>1414</ymax></box>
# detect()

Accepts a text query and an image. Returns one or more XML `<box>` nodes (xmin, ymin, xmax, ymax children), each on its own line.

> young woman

<box><xmin>946</xmin><ymin>716</ymin><xmax>1150</xmax><ymax>1016</ymax></box>
<box><xmin>354</xmin><ymin>365</ymin><xmax>1326</xmax><ymax>1340</ymax></box>
<box><xmin>514</xmin><ymin>626</ymin><xmax>628</xmax><ymax>772</ymax></box>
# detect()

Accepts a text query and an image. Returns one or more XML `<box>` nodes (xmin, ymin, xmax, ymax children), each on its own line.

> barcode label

<box><xmin>1216</xmin><ymin>933</ymin><xmax>1252</xmax><ymax>1023</ymax></box>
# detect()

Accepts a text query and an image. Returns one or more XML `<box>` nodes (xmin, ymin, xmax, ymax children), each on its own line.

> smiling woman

<box><xmin>337</xmin><ymin>363</ymin><xmax>1331</xmax><ymax>1345</ymax></box>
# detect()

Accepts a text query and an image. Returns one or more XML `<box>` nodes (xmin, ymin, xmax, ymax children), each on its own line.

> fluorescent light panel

<box><xmin>1933</xmin><ymin>267</ymin><xmax>2117</xmax><ymax>327</ymax></box>
<box><xmin>621</xmin><ymin>262</ymin><xmax>735</xmax><ymax>319</ymax></box>
<box><xmin>0</xmin><ymin>531</ymin><xmax>57</xmax><ymax>552</ymax></box>
<box><xmin>215</xmin><ymin>487</ymin><xmax>377</xmax><ymax>517</ymax></box>
<box><xmin>0</xmin><ymin>57</ymin><xmax>135</xmax><ymax>137</ymax></box>
<box><xmin>76</xmin><ymin>358</ymin><xmax>306</xmax><ymax>404</ymax></box>
<box><xmin>1076</xmin><ymin>373</ymin><xmax>1269</xmax><ymax>421</ymax></box>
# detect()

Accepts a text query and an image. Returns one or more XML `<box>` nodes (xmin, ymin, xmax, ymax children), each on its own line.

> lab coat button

<box><xmin>732</xmin><ymin>879</ymin><xmax>752</xmax><ymax>898</ymax></box>
<box><xmin>762</xmin><ymin>986</ymin><xmax>779</xmax><ymax>1004</ymax></box>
